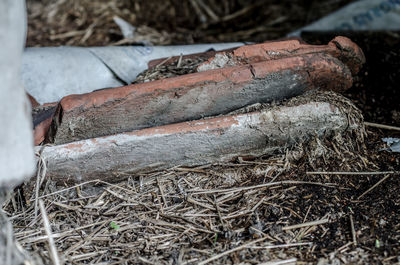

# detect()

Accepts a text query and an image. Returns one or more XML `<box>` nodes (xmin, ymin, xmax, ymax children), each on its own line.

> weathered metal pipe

<box><xmin>49</xmin><ymin>52</ymin><xmax>354</xmax><ymax>145</ymax></box>
<box><xmin>39</xmin><ymin>91</ymin><xmax>362</xmax><ymax>184</ymax></box>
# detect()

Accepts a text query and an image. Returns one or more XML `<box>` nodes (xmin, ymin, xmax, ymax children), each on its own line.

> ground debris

<box><xmin>133</xmin><ymin>56</ymin><xmax>208</xmax><ymax>84</ymax></box>
<box><xmin>3</xmin><ymin>125</ymin><xmax>399</xmax><ymax>264</ymax></box>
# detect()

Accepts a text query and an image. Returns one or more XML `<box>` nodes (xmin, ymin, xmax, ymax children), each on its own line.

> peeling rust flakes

<box><xmin>134</xmin><ymin>115</ymin><xmax>239</xmax><ymax>137</ymax></box>
<box><xmin>64</xmin><ymin>142</ymin><xmax>84</xmax><ymax>150</ymax></box>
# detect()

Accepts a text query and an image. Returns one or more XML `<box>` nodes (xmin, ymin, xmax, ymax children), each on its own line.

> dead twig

<box><xmin>189</xmin><ymin>181</ymin><xmax>337</xmax><ymax>195</ymax></box>
<box><xmin>50</xmin><ymin>30</ymin><xmax>86</xmax><ymax>40</ymax></box>
<box><xmin>157</xmin><ymin>177</ymin><xmax>168</xmax><ymax>208</ymax></box>
<box><xmin>213</xmin><ymin>195</ymin><xmax>229</xmax><ymax>230</ymax></box>
<box><xmin>358</xmin><ymin>174</ymin><xmax>392</xmax><ymax>199</ymax></box>
<box><xmin>198</xmin><ymin>236</ymin><xmax>269</xmax><ymax>265</ymax></box>
<box><xmin>39</xmin><ymin>200</ymin><xmax>61</xmax><ymax>265</ymax></box>
<box><xmin>34</xmin><ymin>151</ymin><xmax>47</xmax><ymax>219</ymax></box>
<box><xmin>257</xmin><ymin>258</ymin><xmax>297</xmax><ymax>265</ymax></box>
<box><xmin>350</xmin><ymin>214</ymin><xmax>357</xmax><ymax>246</ymax></box>
<box><xmin>196</xmin><ymin>0</ymin><xmax>220</xmax><ymax>22</ymax></box>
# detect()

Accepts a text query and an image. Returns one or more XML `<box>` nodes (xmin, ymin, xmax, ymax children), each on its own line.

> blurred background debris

<box><xmin>26</xmin><ymin>0</ymin><xmax>354</xmax><ymax>46</ymax></box>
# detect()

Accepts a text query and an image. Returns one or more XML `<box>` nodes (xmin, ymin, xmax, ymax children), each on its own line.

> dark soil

<box><xmin>302</xmin><ymin>31</ymin><xmax>400</xmax><ymax>126</ymax></box>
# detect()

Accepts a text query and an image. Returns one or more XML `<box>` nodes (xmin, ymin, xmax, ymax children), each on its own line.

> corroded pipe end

<box><xmin>329</xmin><ymin>36</ymin><xmax>366</xmax><ymax>75</ymax></box>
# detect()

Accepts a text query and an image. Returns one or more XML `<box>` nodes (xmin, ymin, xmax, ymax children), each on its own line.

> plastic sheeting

<box><xmin>290</xmin><ymin>0</ymin><xmax>400</xmax><ymax>35</ymax></box>
<box><xmin>382</xmin><ymin>137</ymin><xmax>400</xmax><ymax>152</ymax></box>
<box><xmin>22</xmin><ymin>43</ymin><xmax>245</xmax><ymax>104</ymax></box>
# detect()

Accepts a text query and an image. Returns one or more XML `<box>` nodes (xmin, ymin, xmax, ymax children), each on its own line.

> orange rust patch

<box><xmin>128</xmin><ymin>114</ymin><xmax>242</xmax><ymax>137</ymax></box>
<box><xmin>233</xmin><ymin>39</ymin><xmax>302</xmax><ymax>59</ymax></box>
<box><xmin>64</xmin><ymin>142</ymin><xmax>84</xmax><ymax>149</ymax></box>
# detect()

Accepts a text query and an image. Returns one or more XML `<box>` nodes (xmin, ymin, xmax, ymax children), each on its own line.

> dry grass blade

<box><xmin>307</xmin><ymin>171</ymin><xmax>399</xmax><ymax>175</ymax></box>
<box><xmin>198</xmin><ymin>236</ymin><xmax>269</xmax><ymax>265</ymax></box>
<box><xmin>34</xmin><ymin>151</ymin><xmax>47</xmax><ymax>219</ymax></box>
<box><xmin>249</xmin><ymin>242</ymin><xmax>312</xmax><ymax>250</ymax></box>
<box><xmin>49</xmin><ymin>30</ymin><xmax>86</xmax><ymax>40</ymax></box>
<box><xmin>20</xmin><ymin>0</ymin><xmax>400</xmax><ymax>263</ymax></box>
<box><xmin>358</xmin><ymin>174</ymin><xmax>393</xmax><ymax>199</ymax></box>
<box><xmin>350</xmin><ymin>214</ymin><xmax>357</xmax><ymax>246</ymax></box>
<box><xmin>189</xmin><ymin>180</ymin><xmax>337</xmax><ymax>195</ymax></box>
<box><xmin>258</xmin><ymin>258</ymin><xmax>297</xmax><ymax>265</ymax></box>
<box><xmin>282</xmin><ymin>218</ymin><xmax>329</xmax><ymax>231</ymax></box>
<box><xmin>196</xmin><ymin>0</ymin><xmax>220</xmax><ymax>22</ymax></box>
<box><xmin>364</xmin><ymin>121</ymin><xmax>400</xmax><ymax>131</ymax></box>
<box><xmin>220</xmin><ymin>1</ymin><xmax>265</xmax><ymax>22</ymax></box>
<box><xmin>189</xmin><ymin>0</ymin><xmax>207</xmax><ymax>24</ymax></box>
<box><xmin>39</xmin><ymin>199</ymin><xmax>61</xmax><ymax>265</ymax></box>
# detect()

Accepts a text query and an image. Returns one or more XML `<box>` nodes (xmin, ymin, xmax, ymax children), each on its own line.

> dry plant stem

<box><xmin>198</xmin><ymin>236</ymin><xmax>269</xmax><ymax>265</ymax></box>
<box><xmin>9</xmin><ymin>123</ymin><xmax>396</xmax><ymax>264</ymax></box>
<box><xmin>49</xmin><ymin>30</ymin><xmax>86</xmax><ymax>40</ymax></box>
<box><xmin>156</xmin><ymin>56</ymin><xmax>173</xmax><ymax>68</ymax></box>
<box><xmin>257</xmin><ymin>258</ymin><xmax>297</xmax><ymax>265</ymax></box>
<box><xmin>157</xmin><ymin>177</ymin><xmax>168</xmax><ymax>208</ymax></box>
<box><xmin>196</xmin><ymin>0</ymin><xmax>220</xmax><ymax>22</ymax></box>
<box><xmin>306</xmin><ymin>171</ymin><xmax>399</xmax><ymax>175</ymax></box>
<box><xmin>358</xmin><ymin>174</ymin><xmax>393</xmax><ymax>199</ymax></box>
<box><xmin>34</xmin><ymin>152</ymin><xmax>47</xmax><ymax>219</ymax></box>
<box><xmin>303</xmin><ymin>205</ymin><xmax>312</xmax><ymax>223</ymax></box>
<box><xmin>249</xmin><ymin>242</ymin><xmax>312</xmax><ymax>250</ymax></box>
<box><xmin>189</xmin><ymin>0</ymin><xmax>207</xmax><ymax>24</ymax></box>
<box><xmin>39</xmin><ymin>199</ymin><xmax>61</xmax><ymax>265</ymax></box>
<box><xmin>189</xmin><ymin>181</ymin><xmax>336</xmax><ymax>195</ymax></box>
<box><xmin>21</xmin><ymin>221</ymin><xmax>108</xmax><ymax>244</ymax></box>
<box><xmin>364</xmin><ymin>121</ymin><xmax>400</xmax><ymax>131</ymax></box>
<box><xmin>177</xmin><ymin>53</ymin><xmax>183</xmax><ymax>68</ymax></box>
<box><xmin>282</xmin><ymin>218</ymin><xmax>329</xmax><ymax>231</ymax></box>
<box><xmin>350</xmin><ymin>214</ymin><xmax>357</xmax><ymax>246</ymax></box>
<box><xmin>34</xmin><ymin>163</ymin><xmax>40</xmax><ymax>219</ymax></box>
<box><xmin>213</xmin><ymin>195</ymin><xmax>228</xmax><ymax>230</ymax></box>
<box><xmin>220</xmin><ymin>2</ymin><xmax>268</xmax><ymax>23</ymax></box>
<box><xmin>31</xmin><ymin>179</ymin><xmax>132</xmax><ymax>201</ymax></box>
<box><xmin>337</xmin><ymin>241</ymin><xmax>353</xmax><ymax>252</ymax></box>
<box><xmin>63</xmin><ymin>216</ymin><xmax>110</xmax><ymax>255</ymax></box>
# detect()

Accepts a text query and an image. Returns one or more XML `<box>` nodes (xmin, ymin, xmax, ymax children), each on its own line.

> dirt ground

<box><xmin>3</xmin><ymin>0</ymin><xmax>400</xmax><ymax>264</ymax></box>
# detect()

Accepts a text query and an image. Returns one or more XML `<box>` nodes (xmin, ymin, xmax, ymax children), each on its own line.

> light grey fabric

<box><xmin>290</xmin><ymin>0</ymin><xmax>400</xmax><ymax>36</ymax></box>
<box><xmin>0</xmin><ymin>0</ymin><xmax>35</xmax><ymax>187</ymax></box>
